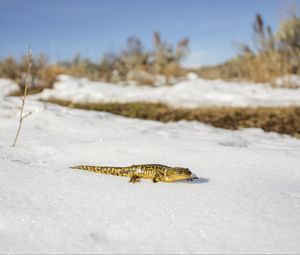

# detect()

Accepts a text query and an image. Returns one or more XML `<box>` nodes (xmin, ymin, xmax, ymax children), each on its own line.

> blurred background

<box><xmin>1</xmin><ymin>0</ymin><xmax>299</xmax><ymax>88</ymax></box>
<box><xmin>1</xmin><ymin>0</ymin><xmax>300</xmax><ymax>137</ymax></box>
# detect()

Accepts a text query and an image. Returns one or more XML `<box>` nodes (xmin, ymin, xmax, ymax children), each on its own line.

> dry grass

<box><xmin>41</xmin><ymin>99</ymin><xmax>300</xmax><ymax>139</ymax></box>
<box><xmin>198</xmin><ymin>52</ymin><xmax>292</xmax><ymax>84</ymax></box>
<box><xmin>198</xmin><ymin>13</ymin><xmax>300</xmax><ymax>86</ymax></box>
<box><xmin>0</xmin><ymin>32</ymin><xmax>189</xmax><ymax>90</ymax></box>
<box><xmin>38</xmin><ymin>65</ymin><xmax>67</xmax><ymax>88</ymax></box>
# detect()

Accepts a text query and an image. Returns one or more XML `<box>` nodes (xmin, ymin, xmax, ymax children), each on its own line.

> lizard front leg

<box><xmin>129</xmin><ymin>175</ymin><xmax>141</xmax><ymax>183</ymax></box>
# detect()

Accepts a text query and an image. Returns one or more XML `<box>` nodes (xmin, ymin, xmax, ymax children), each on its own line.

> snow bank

<box><xmin>37</xmin><ymin>74</ymin><xmax>300</xmax><ymax>107</ymax></box>
<box><xmin>0</xmin><ymin>79</ymin><xmax>20</xmax><ymax>118</ymax></box>
<box><xmin>0</xmin><ymin>78</ymin><xmax>19</xmax><ymax>96</ymax></box>
<box><xmin>273</xmin><ymin>74</ymin><xmax>300</xmax><ymax>88</ymax></box>
<box><xmin>0</xmin><ymin>86</ymin><xmax>300</xmax><ymax>253</ymax></box>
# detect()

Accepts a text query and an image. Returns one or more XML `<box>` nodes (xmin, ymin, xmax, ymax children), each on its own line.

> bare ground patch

<box><xmin>41</xmin><ymin>99</ymin><xmax>300</xmax><ymax>138</ymax></box>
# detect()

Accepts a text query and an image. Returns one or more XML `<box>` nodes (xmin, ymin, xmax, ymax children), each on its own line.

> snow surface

<box><xmin>37</xmin><ymin>74</ymin><xmax>300</xmax><ymax>107</ymax></box>
<box><xmin>1</xmin><ymin>79</ymin><xmax>300</xmax><ymax>253</ymax></box>
<box><xmin>273</xmin><ymin>74</ymin><xmax>300</xmax><ymax>88</ymax></box>
<box><xmin>0</xmin><ymin>78</ymin><xmax>19</xmax><ymax>97</ymax></box>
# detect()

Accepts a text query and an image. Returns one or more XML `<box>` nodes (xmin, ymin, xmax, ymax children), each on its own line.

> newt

<box><xmin>70</xmin><ymin>164</ymin><xmax>196</xmax><ymax>183</ymax></box>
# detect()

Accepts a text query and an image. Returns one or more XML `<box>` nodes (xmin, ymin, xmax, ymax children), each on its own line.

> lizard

<box><xmin>70</xmin><ymin>164</ymin><xmax>196</xmax><ymax>183</ymax></box>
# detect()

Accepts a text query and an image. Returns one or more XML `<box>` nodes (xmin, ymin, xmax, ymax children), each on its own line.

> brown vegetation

<box><xmin>41</xmin><ymin>99</ymin><xmax>300</xmax><ymax>139</ymax></box>
<box><xmin>95</xmin><ymin>33</ymin><xmax>189</xmax><ymax>84</ymax></box>
<box><xmin>1</xmin><ymin>10</ymin><xmax>299</xmax><ymax>92</ymax></box>
<box><xmin>0</xmin><ymin>32</ymin><xmax>189</xmax><ymax>93</ymax></box>
<box><xmin>198</xmin><ymin>13</ymin><xmax>300</xmax><ymax>86</ymax></box>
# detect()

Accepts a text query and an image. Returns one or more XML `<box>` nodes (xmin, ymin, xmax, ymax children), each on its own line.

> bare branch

<box><xmin>12</xmin><ymin>47</ymin><xmax>33</xmax><ymax>147</ymax></box>
<box><xmin>21</xmin><ymin>111</ymin><xmax>32</xmax><ymax>120</ymax></box>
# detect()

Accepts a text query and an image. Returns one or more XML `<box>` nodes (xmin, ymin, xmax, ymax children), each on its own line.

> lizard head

<box><xmin>164</xmin><ymin>167</ymin><xmax>192</xmax><ymax>182</ymax></box>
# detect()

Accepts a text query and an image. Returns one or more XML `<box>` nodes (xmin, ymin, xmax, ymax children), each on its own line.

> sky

<box><xmin>0</xmin><ymin>0</ymin><xmax>298</xmax><ymax>67</ymax></box>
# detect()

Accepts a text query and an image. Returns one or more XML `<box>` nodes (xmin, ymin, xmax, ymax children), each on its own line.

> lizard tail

<box><xmin>70</xmin><ymin>165</ymin><xmax>101</xmax><ymax>172</ymax></box>
<box><xmin>70</xmin><ymin>165</ymin><xmax>128</xmax><ymax>176</ymax></box>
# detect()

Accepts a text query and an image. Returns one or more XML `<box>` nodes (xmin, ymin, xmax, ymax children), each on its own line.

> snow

<box><xmin>273</xmin><ymin>74</ymin><xmax>300</xmax><ymax>88</ymax></box>
<box><xmin>1</xmin><ymin>78</ymin><xmax>300</xmax><ymax>253</ymax></box>
<box><xmin>0</xmin><ymin>78</ymin><xmax>19</xmax><ymax>96</ymax></box>
<box><xmin>37</xmin><ymin>74</ymin><xmax>300</xmax><ymax>107</ymax></box>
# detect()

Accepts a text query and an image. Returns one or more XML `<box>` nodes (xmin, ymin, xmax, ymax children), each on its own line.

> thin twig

<box><xmin>12</xmin><ymin>47</ymin><xmax>33</xmax><ymax>147</ymax></box>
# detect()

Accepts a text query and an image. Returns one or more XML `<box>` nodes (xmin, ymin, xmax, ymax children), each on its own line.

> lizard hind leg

<box><xmin>129</xmin><ymin>175</ymin><xmax>141</xmax><ymax>183</ymax></box>
<box><xmin>152</xmin><ymin>173</ymin><xmax>161</xmax><ymax>183</ymax></box>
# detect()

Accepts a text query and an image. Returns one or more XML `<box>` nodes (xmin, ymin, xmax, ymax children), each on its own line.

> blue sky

<box><xmin>0</xmin><ymin>0</ymin><xmax>297</xmax><ymax>66</ymax></box>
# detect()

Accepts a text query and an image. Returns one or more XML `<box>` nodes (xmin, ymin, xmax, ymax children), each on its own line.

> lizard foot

<box><xmin>129</xmin><ymin>175</ymin><xmax>141</xmax><ymax>183</ymax></box>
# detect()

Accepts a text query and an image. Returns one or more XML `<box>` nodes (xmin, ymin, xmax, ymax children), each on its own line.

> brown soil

<box><xmin>42</xmin><ymin>99</ymin><xmax>300</xmax><ymax>138</ymax></box>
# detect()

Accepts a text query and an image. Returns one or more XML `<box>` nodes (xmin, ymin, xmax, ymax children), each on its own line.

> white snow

<box><xmin>37</xmin><ymin>74</ymin><xmax>300</xmax><ymax>107</ymax></box>
<box><xmin>0</xmin><ymin>78</ymin><xmax>19</xmax><ymax>96</ymax></box>
<box><xmin>1</xmin><ymin>78</ymin><xmax>300</xmax><ymax>253</ymax></box>
<box><xmin>273</xmin><ymin>74</ymin><xmax>300</xmax><ymax>88</ymax></box>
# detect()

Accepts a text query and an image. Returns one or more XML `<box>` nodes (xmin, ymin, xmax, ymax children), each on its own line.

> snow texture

<box><xmin>273</xmin><ymin>74</ymin><xmax>300</xmax><ymax>88</ymax></box>
<box><xmin>0</xmin><ymin>78</ymin><xmax>19</xmax><ymax>96</ymax></box>
<box><xmin>0</xmin><ymin>78</ymin><xmax>300</xmax><ymax>253</ymax></box>
<box><xmin>37</xmin><ymin>74</ymin><xmax>300</xmax><ymax>107</ymax></box>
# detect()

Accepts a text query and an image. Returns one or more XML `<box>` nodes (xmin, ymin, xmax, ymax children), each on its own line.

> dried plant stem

<box><xmin>12</xmin><ymin>47</ymin><xmax>33</xmax><ymax>147</ymax></box>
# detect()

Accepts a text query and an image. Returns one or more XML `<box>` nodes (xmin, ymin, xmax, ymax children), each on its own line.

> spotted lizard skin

<box><xmin>70</xmin><ymin>164</ymin><xmax>194</xmax><ymax>183</ymax></box>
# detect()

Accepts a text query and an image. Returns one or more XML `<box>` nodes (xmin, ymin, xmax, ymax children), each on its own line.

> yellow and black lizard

<box><xmin>70</xmin><ymin>164</ymin><xmax>196</xmax><ymax>183</ymax></box>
